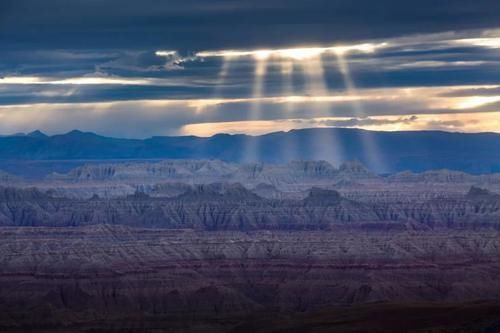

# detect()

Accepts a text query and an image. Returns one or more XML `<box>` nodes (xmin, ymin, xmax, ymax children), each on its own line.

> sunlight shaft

<box><xmin>212</xmin><ymin>57</ymin><xmax>232</xmax><ymax>98</ymax></box>
<box><xmin>301</xmin><ymin>56</ymin><xmax>343</xmax><ymax>165</ymax></box>
<box><xmin>244</xmin><ymin>58</ymin><xmax>268</xmax><ymax>162</ymax></box>
<box><xmin>336</xmin><ymin>52</ymin><xmax>386</xmax><ymax>172</ymax></box>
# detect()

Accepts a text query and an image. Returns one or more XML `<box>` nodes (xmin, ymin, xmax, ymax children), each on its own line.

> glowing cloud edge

<box><xmin>194</xmin><ymin>43</ymin><xmax>388</xmax><ymax>60</ymax></box>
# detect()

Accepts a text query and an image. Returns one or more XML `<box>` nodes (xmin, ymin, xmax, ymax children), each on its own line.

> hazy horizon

<box><xmin>3</xmin><ymin>125</ymin><xmax>500</xmax><ymax>140</ymax></box>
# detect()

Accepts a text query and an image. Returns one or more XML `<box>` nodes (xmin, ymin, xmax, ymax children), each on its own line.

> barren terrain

<box><xmin>1</xmin><ymin>160</ymin><xmax>500</xmax><ymax>331</ymax></box>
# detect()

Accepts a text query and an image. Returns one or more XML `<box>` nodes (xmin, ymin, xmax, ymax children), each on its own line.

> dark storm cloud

<box><xmin>1</xmin><ymin>0</ymin><xmax>500</xmax><ymax>51</ymax></box>
<box><xmin>0</xmin><ymin>84</ymin><xmax>212</xmax><ymax>105</ymax></box>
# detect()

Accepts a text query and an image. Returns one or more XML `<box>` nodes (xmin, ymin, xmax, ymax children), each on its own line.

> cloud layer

<box><xmin>0</xmin><ymin>1</ymin><xmax>500</xmax><ymax>136</ymax></box>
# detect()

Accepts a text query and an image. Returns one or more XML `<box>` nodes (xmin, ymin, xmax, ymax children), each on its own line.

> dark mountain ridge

<box><xmin>0</xmin><ymin>128</ymin><xmax>499</xmax><ymax>174</ymax></box>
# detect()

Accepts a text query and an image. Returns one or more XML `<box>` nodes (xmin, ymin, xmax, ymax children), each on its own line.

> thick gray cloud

<box><xmin>1</xmin><ymin>0</ymin><xmax>500</xmax><ymax>51</ymax></box>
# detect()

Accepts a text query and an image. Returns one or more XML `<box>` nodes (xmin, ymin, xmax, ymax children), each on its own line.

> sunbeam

<box><xmin>280</xmin><ymin>59</ymin><xmax>300</xmax><ymax>161</ymax></box>
<box><xmin>280</xmin><ymin>60</ymin><xmax>295</xmax><ymax>112</ymax></box>
<box><xmin>336</xmin><ymin>52</ymin><xmax>386</xmax><ymax>172</ymax></box>
<box><xmin>212</xmin><ymin>56</ymin><xmax>232</xmax><ymax>98</ymax></box>
<box><xmin>301</xmin><ymin>55</ymin><xmax>343</xmax><ymax>165</ymax></box>
<box><xmin>244</xmin><ymin>57</ymin><xmax>268</xmax><ymax>162</ymax></box>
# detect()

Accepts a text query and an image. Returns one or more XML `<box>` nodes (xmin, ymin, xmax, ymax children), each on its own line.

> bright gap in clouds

<box><xmin>194</xmin><ymin>43</ymin><xmax>387</xmax><ymax>60</ymax></box>
<box><xmin>155</xmin><ymin>51</ymin><xmax>177</xmax><ymax>57</ymax></box>
<box><xmin>454</xmin><ymin>96</ymin><xmax>500</xmax><ymax>109</ymax></box>
<box><xmin>455</xmin><ymin>38</ymin><xmax>500</xmax><ymax>49</ymax></box>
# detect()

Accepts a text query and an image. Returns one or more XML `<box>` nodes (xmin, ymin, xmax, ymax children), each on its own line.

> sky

<box><xmin>1</xmin><ymin>0</ymin><xmax>500</xmax><ymax>137</ymax></box>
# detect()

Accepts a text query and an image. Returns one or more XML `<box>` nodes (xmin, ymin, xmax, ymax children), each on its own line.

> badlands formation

<box><xmin>0</xmin><ymin>160</ymin><xmax>500</xmax><ymax>331</ymax></box>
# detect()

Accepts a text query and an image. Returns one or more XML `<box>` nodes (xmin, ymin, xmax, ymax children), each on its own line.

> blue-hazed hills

<box><xmin>0</xmin><ymin>128</ymin><xmax>499</xmax><ymax>174</ymax></box>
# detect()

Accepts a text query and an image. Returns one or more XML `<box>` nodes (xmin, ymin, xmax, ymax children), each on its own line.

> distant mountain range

<box><xmin>1</xmin><ymin>128</ymin><xmax>499</xmax><ymax>174</ymax></box>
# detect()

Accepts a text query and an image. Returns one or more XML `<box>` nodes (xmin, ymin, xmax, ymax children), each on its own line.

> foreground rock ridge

<box><xmin>0</xmin><ymin>159</ymin><xmax>500</xmax><ymax>331</ymax></box>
